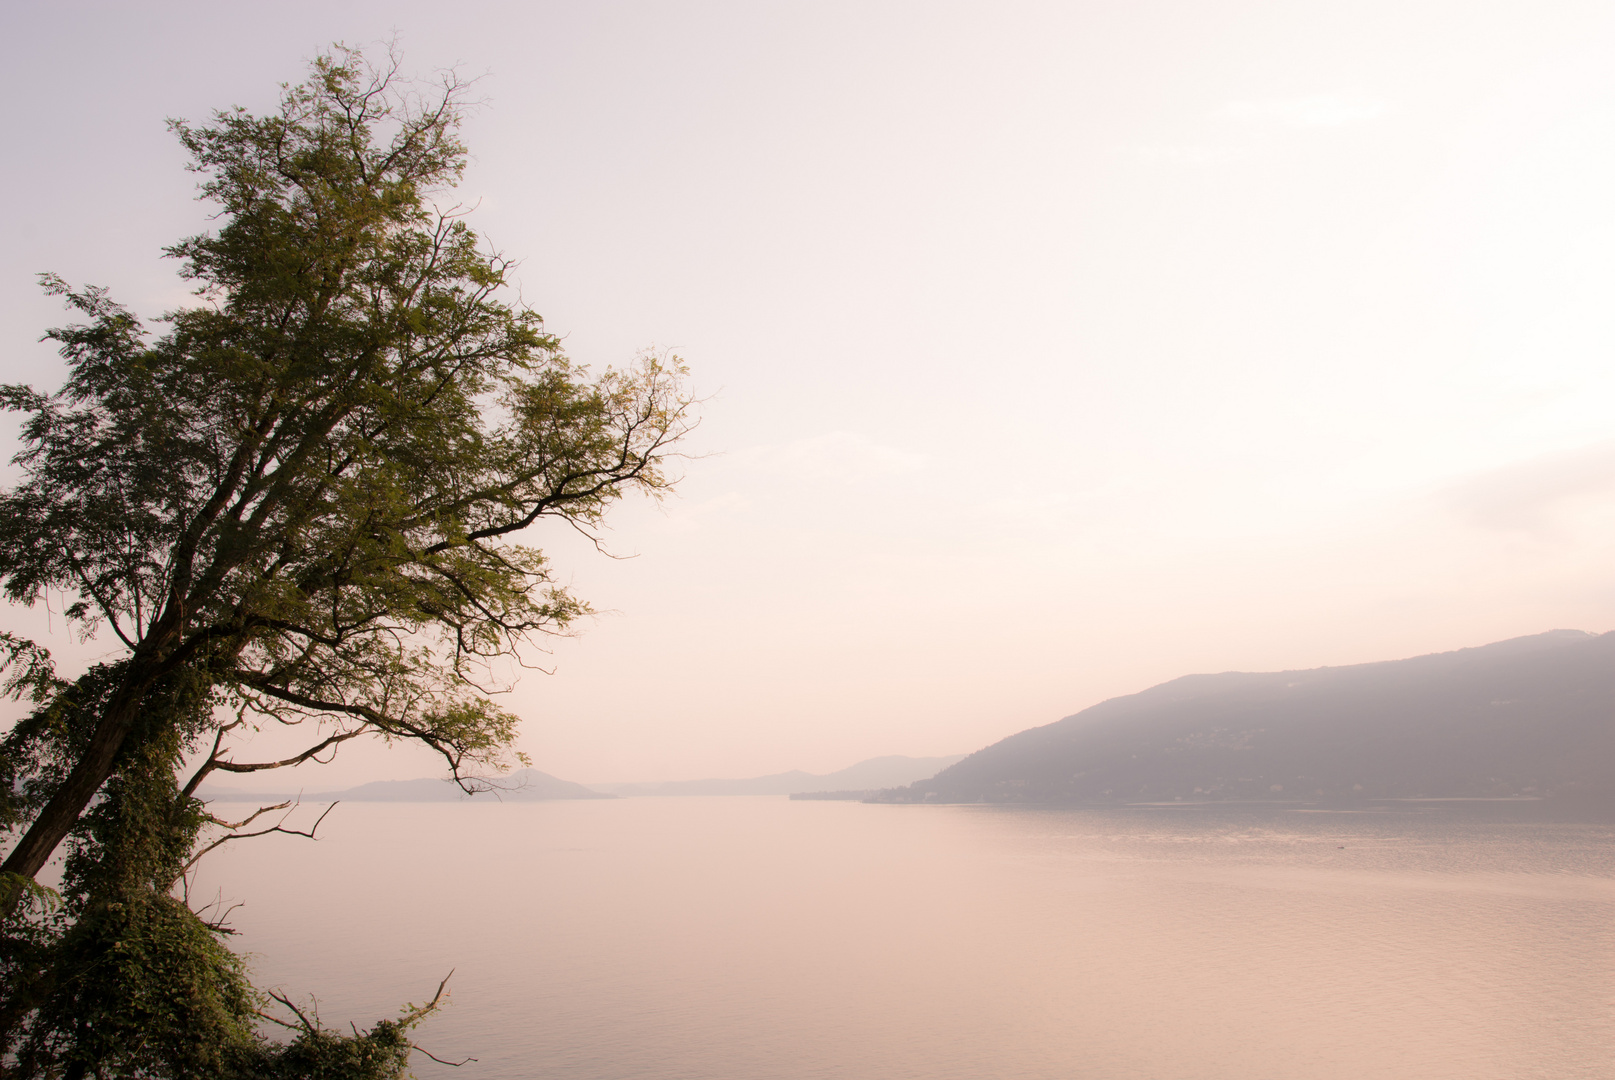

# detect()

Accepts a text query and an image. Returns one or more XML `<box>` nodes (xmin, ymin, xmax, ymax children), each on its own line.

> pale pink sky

<box><xmin>5</xmin><ymin>1</ymin><xmax>1615</xmax><ymax>787</ymax></box>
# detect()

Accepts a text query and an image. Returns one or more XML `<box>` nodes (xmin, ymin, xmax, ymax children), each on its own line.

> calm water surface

<box><xmin>192</xmin><ymin>798</ymin><xmax>1615</xmax><ymax>1079</ymax></box>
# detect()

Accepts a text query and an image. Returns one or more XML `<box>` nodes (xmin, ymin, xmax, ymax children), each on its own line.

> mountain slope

<box><xmin>874</xmin><ymin>630</ymin><xmax>1615</xmax><ymax>805</ymax></box>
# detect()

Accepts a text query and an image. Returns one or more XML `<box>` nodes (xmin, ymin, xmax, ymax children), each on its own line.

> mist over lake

<box><xmin>10</xmin><ymin>4</ymin><xmax>1615</xmax><ymax>1076</ymax></box>
<box><xmin>193</xmin><ymin>797</ymin><xmax>1615</xmax><ymax>1080</ymax></box>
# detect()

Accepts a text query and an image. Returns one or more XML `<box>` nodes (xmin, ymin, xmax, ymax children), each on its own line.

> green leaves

<box><xmin>0</xmin><ymin>45</ymin><xmax>694</xmax><ymax>779</ymax></box>
<box><xmin>0</xmin><ymin>44</ymin><xmax>695</xmax><ymax>1076</ymax></box>
<box><xmin>0</xmin><ymin>635</ymin><xmax>58</xmax><ymax>706</ymax></box>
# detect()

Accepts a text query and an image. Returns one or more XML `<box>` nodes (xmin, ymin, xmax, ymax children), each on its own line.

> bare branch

<box><xmin>263</xmin><ymin>989</ymin><xmax>317</xmax><ymax>1033</ymax></box>
<box><xmin>252</xmin><ymin>1007</ymin><xmax>300</xmax><ymax>1032</ymax></box>
<box><xmin>400</xmin><ymin>969</ymin><xmax>456</xmax><ymax>1025</ymax></box>
<box><xmin>204</xmin><ymin>800</ymin><xmax>293</xmax><ymax>830</ymax></box>
<box><xmin>210</xmin><ymin>729</ymin><xmax>364</xmax><ymax>773</ymax></box>
<box><xmin>413</xmin><ymin>1044</ymin><xmax>476</xmax><ymax>1067</ymax></box>
<box><xmin>175</xmin><ymin>800</ymin><xmax>339</xmax><ymax>881</ymax></box>
<box><xmin>181</xmin><ymin>718</ymin><xmax>244</xmax><ymax>797</ymax></box>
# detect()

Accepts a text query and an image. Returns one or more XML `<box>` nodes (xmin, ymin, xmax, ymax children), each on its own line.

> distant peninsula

<box><xmin>201</xmin><ymin>755</ymin><xmax>967</xmax><ymax>804</ymax></box>
<box><xmin>871</xmin><ymin>630</ymin><xmax>1615</xmax><ymax>806</ymax></box>
<box><xmin>592</xmin><ymin>755</ymin><xmax>965</xmax><ymax>797</ymax></box>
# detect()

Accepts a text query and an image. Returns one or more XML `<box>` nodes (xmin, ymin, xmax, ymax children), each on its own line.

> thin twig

<box><xmin>400</xmin><ymin>968</ymin><xmax>456</xmax><ymax>1024</ymax></box>
<box><xmin>205</xmin><ymin>801</ymin><xmax>294</xmax><ymax>830</ymax></box>
<box><xmin>176</xmin><ymin>801</ymin><xmax>339</xmax><ymax>880</ymax></box>
<box><xmin>211</xmin><ymin>729</ymin><xmax>364</xmax><ymax>772</ymax></box>
<box><xmin>251</xmin><ymin>1007</ymin><xmax>299</xmax><ymax>1031</ymax></box>
<box><xmin>265</xmin><ymin>989</ymin><xmax>315</xmax><ymax>1032</ymax></box>
<box><xmin>413</xmin><ymin>1044</ymin><xmax>476</xmax><ymax>1066</ymax></box>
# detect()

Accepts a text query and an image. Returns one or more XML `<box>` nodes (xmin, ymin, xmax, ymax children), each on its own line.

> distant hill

<box><xmin>873</xmin><ymin>630</ymin><xmax>1615</xmax><ymax>806</ymax></box>
<box><xmin>593</xmin><ymin>754</ymin><xmax>966</xmax><ymax>797</ymax></box>
<box><xmin>202</xmin><ymin>768</ymin><xmax>614</xmax><ymax>803</ymax></box>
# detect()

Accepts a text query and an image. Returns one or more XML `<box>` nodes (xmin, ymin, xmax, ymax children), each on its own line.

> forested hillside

<box><xmin>875</xmin><ymin>631</ymin><xmax>1615</xmax><ymax>806</ymax></box>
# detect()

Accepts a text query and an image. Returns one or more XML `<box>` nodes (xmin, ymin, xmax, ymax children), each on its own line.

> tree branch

<box><xmin>413</xmin><ymin>1044</ymin><xmax>476</xmax><ymax>1067</ymax></box>
<box><xmin>176</xmin><ymin>800</ymin><xmax>339</xmax><ymax>881</ymax></box>
<box><xmin>209</xmin><ymin>729</ymin><xmax>364</xmax><ymax>773</ymax></box>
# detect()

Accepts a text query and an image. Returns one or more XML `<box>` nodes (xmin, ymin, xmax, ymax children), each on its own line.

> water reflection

<box><xmin>194</xmin><ymin>798</ymin><xmax>1615</xmax><ymax>1079</ymax></box>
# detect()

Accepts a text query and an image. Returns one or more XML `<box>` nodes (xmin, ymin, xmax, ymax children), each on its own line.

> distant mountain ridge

<box><xmin>201</xmin><ymin>754</ymin><xmax>966</xmax><ymax>804</ymax></box>
<box><xmin>592</xmin><ymin>754</ymin><xmax>966</xmax><ymax>797</ymax></box>
<box><xmin>873</xmin><ymin>630</ymin><xmax>1615</xmax><ymax>806</ymax></box>
<box><xmin>201</xmin><ymin>768</ymin><xmax>613</xmax><ymax>803</ymax></box>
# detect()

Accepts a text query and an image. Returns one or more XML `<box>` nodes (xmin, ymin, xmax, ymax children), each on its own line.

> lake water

<box><xmin>191</xmin><ymin>797</ymin><xmax>1615</xmax><ymax>1079</ymax></box>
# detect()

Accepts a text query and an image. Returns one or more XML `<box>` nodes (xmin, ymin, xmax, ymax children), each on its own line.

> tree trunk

<box><xmin>0</xmin><ymin>690</ymin><xmax>141</xmax><ymax>916</ymax></box>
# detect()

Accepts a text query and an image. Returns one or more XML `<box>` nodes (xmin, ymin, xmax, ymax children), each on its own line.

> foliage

<box><xmin>0</xmin><ymin>45</ymin><xmax>692</xmax><ymax>1077</ymax></box>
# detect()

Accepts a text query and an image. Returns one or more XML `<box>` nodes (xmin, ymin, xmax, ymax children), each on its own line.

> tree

<box><xmin>0</xmin><ymin>47</ymin><xmax>694</xmax><ymax>1076</ymax></box>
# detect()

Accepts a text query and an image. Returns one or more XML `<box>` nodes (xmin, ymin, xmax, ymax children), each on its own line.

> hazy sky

<box><xmin>5</xmin><ymin>1</ymin><xmax>1615</xmax><ymax>786</ymax></box>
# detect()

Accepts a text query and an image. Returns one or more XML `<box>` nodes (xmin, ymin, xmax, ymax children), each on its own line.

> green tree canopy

<box><xmin>0</xmin><ymin>47</ymin><xmax>694</xmax><ymax>1077</ymax></box>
